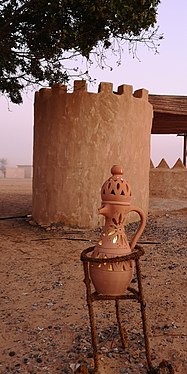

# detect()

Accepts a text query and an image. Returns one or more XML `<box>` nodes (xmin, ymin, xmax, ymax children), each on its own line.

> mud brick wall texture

<box><xmin>33</xmin><ymin>81</ymin><xmax>153</xmax><ymax>228</ymax></box>
<box><xmin>150</xmin><ymin>158</ymin><xmax>187</xmax><ymax>199</ymax></box>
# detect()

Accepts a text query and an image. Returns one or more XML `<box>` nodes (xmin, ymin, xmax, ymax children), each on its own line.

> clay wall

<box><xmin>150</xmin><ymin>158</ymin><xmax>187</xmax><ymax>199</ymax></box>
<box><xmin>5</xmin><ymin>168</ymin><xmax>24</xmax><ymax>179</ymax></box>
<box><xmin>4</xmin><ymin>166</ymin><xmax>33</xmax><ymax>179</ymax></box>
<box><xmin>17</xmin><ymin>165</ymin><xmax>33</xmax><ymax>179</ymax></box>
<box><xmin>32</xmin><ymin>81</ymin><xmax>153</xmax><ymax>228</ymax></box>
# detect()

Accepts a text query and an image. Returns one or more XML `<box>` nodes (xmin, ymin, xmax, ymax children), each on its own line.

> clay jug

<box><xmin>89</xmin><ymin>165</ymin><xmax>146</xmax><ymax>296</ymax></box>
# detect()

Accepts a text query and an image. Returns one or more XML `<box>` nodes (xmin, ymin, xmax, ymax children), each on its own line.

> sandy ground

<box><xmin>0</xmin><ymin>179</ymin><xmax>186</xmax><ymax>374</ymax></box>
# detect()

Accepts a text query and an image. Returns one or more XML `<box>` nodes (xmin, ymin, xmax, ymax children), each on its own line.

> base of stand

<box><xmin>80</xmin><ymin>245</ymin><xmax>174</xmax><ymax>374</ymax></box>
<box><xmin>148</xmin><ymin>360</ymin><xmax>174</xmax><ymax>374</ymax></box>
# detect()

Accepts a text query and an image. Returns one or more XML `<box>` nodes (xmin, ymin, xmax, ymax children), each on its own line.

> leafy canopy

<box><xmin>0</xmin><ymin>0</ymin><xmax>161</xmax><ymax>103</ymax></box>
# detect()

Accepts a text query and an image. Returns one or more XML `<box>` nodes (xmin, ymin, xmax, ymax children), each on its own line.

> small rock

<box><xmin>168</xmin><ymin>264</ymin><xmax>177</xmax><ymax>270</ymax></box>
<box><xmin>36</xmin><ymin>357</ymin><xmax>42</xmax><ymax>363</ymax></box>
<box><xmin>9</xmin><ymin>351</ymin><xmax>16</xmax><ymax>357</ymax></box>
<box><xmin>112</xmin><ymin>347</ymin><xmax>119</xmax><ymax>353</ymax></box>
<box><xmin>28</xmin><ymin>220</ymin><xmax>37</xmax><ymax>226</ymax></box>
<box><xmin>157</xmin><ymin>360</ymin><xmax>175</xmax><ymax>373</ymax></box>
<box><xmin>100</xmin><ymin>347</ymin><xmax>108</xmax><ymax>353</ymax></box>
<box><xmin>23</xmin><ymin>358</ymin><xmax>29</xmax><ymax>364</ymax></box>
<box><xmin>86</xmin><ymin>352</ymin><xmax>93</xmax><ymax>358</ymax></box>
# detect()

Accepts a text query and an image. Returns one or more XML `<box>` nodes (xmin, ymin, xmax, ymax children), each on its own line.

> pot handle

<box><xmin>127</xmin><ymin>206</ymin><xmax>146</xmax><ymax>250</ymax></box>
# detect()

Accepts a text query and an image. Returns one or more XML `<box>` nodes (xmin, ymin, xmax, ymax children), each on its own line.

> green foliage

<box><xmin>0</xmin><ymin>0</ymin><xmax>161</xmax><ymax>103</ymax></box>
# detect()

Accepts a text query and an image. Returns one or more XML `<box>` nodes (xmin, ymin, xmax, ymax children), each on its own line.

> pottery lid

<box><xmin>101</xmin><ymin>165</ymin><xmax>132</xmax><ymax>205</ymax></box>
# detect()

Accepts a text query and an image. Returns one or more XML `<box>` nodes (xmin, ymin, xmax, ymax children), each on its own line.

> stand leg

<box><xmin>115</xmin><ymin>299</ymin><xmax>128</xmax><ymax>349</ymax></box>
<box><xmin>83</xmin><ymin>263</ymin><xmax>99</xmax><ymax>372</ymax></box>
<box><xmin>135</xmin><ymin>259</ymin><xmax>153</xmax><ymax>371</ymax></box>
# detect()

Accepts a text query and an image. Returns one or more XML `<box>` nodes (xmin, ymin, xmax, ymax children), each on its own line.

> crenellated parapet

<box><xmin>33</xmin><ymin>80</ymin><xmax>153</xmax><ymax>228</ymax></box>
<box><xmin>150</xmin><ymin>159</ymin><xmax>155</xmax><ymax>169</ymax></box>
<box><xmin>35</xmin><ymin>80</ymin><xmax>150</xmax><ymax>104</ymax></box>
<box><xmin>150</xmin><ymin>158</ymin><xmax>186</xmax><ymax>169</ymax></box>
<box><xmin>156</xmin><ymin>158</ymin><xmax>170</xmax><ymax>169</ymax></box>
<box><xmin>172</xmin><ymin>158</ymin><xmax>186</xmax><ymax>169</ymax></box>
<box><xmin>150</xmin><ymin>158</ymin><xmax>187</xmax><ymax>199</ymax></box>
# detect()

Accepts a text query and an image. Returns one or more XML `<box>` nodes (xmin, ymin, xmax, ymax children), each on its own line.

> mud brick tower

<box><xmin>32</xmin><ymin>81</ymin><xmax>153</xmax><ymax>228</ymax></box>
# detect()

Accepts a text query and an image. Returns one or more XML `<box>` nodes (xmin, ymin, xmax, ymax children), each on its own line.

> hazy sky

<box><xmin>1</xmin><ymin>0</ymin><xmax>187</xmax><ymax>167</ymax></box>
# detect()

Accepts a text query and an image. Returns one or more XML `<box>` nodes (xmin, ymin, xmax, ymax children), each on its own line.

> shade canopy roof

<box><xmin>149</xmin><ymin>95</ymin><xmax>187</xmax><ymax>134</ymax></box>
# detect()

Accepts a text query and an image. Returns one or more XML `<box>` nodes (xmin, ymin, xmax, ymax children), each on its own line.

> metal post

<box><xmin>177</xmin><ymin>133</ymin><xmax>187</xmax><ymax>166</ymax></box>
<box><xmin>183</xmin><ymin>134</ymin><xmax>187</xmax><ymax>166</ymax></box>
<box><xmin>83</xmin><ymin>261</ymin><xmax>99</xmax><ymax>372</ymax></box>
<box><xmin>115</xmin><ymin>299</ymin><xmax>128</xmax><ymax>349</ymax></box>
<box><xmin>135</xmin><ymin>258</ymin><xmax>153</xmax><ymax>371</ymax></box>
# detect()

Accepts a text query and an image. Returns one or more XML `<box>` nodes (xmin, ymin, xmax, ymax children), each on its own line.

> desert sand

<box><xmin>0</xmin><ymin>179</ymin><xmax>186</xmax><ymax>373</ymax></box>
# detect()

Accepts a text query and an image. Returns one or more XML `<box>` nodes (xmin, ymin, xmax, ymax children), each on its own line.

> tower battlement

<box><xmin>35</xmin><ymin>80</ymin><xmax>149</xmax><ymax>102</ymax></box>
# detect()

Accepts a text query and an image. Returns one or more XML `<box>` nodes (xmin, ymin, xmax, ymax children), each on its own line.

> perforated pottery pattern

<box><xmin>101</xmin><ymin>165</ymin><xmax>132</xmax><ymax>204</ymax></box>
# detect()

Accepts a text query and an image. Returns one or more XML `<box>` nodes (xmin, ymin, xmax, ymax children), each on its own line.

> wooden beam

<box><xmin>149</xmin><ymin>95</ymin><xmax>187</xmax><ymax>134</ymax></box>
<box><xmin>149</xmin><ymin>94</ymin><xmax>187</xmax><ymax>115</ymax></box>
<box><xmin>151</xmin><ymin>112</ymin><xmax>187</xmax><ymax>134</ymax></box>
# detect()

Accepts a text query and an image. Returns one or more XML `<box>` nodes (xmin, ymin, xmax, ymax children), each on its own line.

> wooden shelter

<box><xmin>149</xmin><ymin>95</ymin><xmax>187</xmax><ymax>165</ymax></box>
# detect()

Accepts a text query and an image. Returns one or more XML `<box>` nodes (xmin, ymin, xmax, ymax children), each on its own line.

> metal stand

<box><xmin>80</xmin><ymin>245</ymin><xmax>153</xmax><ymax>373</ymax></box>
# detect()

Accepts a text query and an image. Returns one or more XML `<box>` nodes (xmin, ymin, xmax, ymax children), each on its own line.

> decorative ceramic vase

<box><xmin>89</xmin><ymin>165</ymin><xmax>146</xmax><ymax>296</ymax></box>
